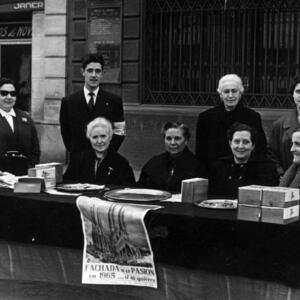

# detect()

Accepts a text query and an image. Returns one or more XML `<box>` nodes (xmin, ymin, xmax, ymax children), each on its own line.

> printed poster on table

<box><xmin>76</xmin><ymin>196</ymin><xmax>161</xmax><ymax>288</ymax></box>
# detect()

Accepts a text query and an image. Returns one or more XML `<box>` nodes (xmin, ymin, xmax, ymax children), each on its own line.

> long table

<box><xmin>0</xmin><ymin>187</ymin><xmax>300</xmax><ymax>299</ymax></box>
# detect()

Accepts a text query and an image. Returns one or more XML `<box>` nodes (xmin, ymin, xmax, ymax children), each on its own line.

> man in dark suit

<box><xmin>59</xmin><ymin>53</ymin><xmax>125</xmax><ymax>157</ymax></box>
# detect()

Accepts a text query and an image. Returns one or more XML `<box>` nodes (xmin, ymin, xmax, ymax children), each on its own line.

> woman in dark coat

<box><xmin>138</xmin><ymin>122</ymin><xmax>206</xmax><ymax>193</ymax></box>
<box><xmin>0</xmin><ymin>77</ymin><xmax>40</xmax><ymax>175</ymax></box>
<box><xmin>63</xmin><ymin>117</ymin><xmax>135</xmax><ymax>186</ymax></box>
<box><xmin>196</xmin><ymin>74</ymin><xmax>267</xmax><ymax>171</ymax></box>
<box><xmin>209</xmin><ymin>122</ymin><xmax>278</xmax><ymax>198</ymax></box>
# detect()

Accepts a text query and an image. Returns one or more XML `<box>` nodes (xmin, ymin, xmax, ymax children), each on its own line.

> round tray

<box><xmin>104</xmin><ymin>188</ymin><xmax>172</xmax><ymax>202</ymax></box>
<box><xmin>56</xmin><ymin>183</ymin><xmax>105</xmax><ymax>193</ymax></box>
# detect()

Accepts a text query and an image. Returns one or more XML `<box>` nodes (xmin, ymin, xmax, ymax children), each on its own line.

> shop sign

<box><xmin>0</xmin><ymin>23</ymin><xmax>31</xmax><ymax>39</ymax></box>
<box><xmin>0</xmin><ymin>0</ymin><xmax>44</xmax><ymax>12</ymax></box>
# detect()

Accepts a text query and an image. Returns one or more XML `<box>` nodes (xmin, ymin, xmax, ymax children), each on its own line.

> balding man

<box><xmin>195</xmin><ymin>74</ymin><xmax>267</xmax><ymax>171</ymax></box>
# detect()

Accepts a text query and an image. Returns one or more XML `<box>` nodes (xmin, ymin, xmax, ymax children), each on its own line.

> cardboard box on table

<box><xmin>28</xmin><ymin>166</ymin><xmax>56</xmax><ymax>190</ymax></box>
<box><xmin>261</xmin><ymin>187</ymin><xmax>300</xmax><ymax>224</ymax></box>
<box><xmin>35</xmin><ymin>162</ymin><xmax>63</xmax><ymax>183</ymax></box>
<box><xmin>181</xmin><ymin>178</ymin><xmax>208</xmax><ymax>203</ymax></box>
<box><xmin>237</xmin><ymin>185</ymin><xmax>300</xmax><ymax>224</ymax></box>
<box><xmin>238</xmin><ymin>185</ymin><xmax>264</xmax><ymax>222</ymax></box>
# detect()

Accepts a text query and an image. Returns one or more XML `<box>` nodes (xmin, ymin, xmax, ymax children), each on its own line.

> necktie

<box><xmin>88</xmin><ymin>92</ymin><xmax>95</xmax><ymax>110</ymax></box>
<box><xmin>95</xmin><ymin>158</ymin><xmax>101</xmax><ymax>176</ymax></box>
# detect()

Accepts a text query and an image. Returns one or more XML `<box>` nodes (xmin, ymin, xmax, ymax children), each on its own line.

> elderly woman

<box><xmin>138</xmin><ymin>122</ymin><xmax>206</xmax><ymax>193</ymax></box>
<box><xmin>208</xmin><ymin>122</ymin><xmax>278</xmax><ymax>198</ymax></box>
<box><xmin>0</xmin><ymin>77</ymin><xmax>40</xmax><ymax>175</ymax></box>
<box><xmin>196</xmin><ymin>74</ymin><xmax>267</xmax><ymax>171</ymax></box>
<box><xmin>269</xmin><ymin>78</ymin><xmax>300</xmax><ymax>176</ymax></box>
<box><xmin>63</xmin><ymin>117</ymin><xmax>135</xmax><ymax>186</ymax></box>
<box><xmin>280</xmin><ymin>128</ymin><xmax>300</xmax><ymax>187</ymax></box>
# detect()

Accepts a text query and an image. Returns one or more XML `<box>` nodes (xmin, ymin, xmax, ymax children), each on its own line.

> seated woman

<box><xmin>138</xmin><ymin>122</ymin><xmax>206</xmax><ymax>193</ymax></box>
<box><xmin>0</xmin><ymin>77</ymin><xmax>40</xmax><ymax>175</ymax></box>
<box><xmin>63</xmin><ymin>117</ymin><xmax>135</xmax><ymax>186</ymax></box>
<box><xmin>209</xmin><ymin>122</ymin><xmax>278</xmax><ymax>198</ymax></box>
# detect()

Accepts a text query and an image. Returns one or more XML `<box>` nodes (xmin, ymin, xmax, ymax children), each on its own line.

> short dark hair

<box><xmin>290</xmin><ymin>77</ymin><xmax>300</xmax><ymax>95</ymax></box>
<box><xmin>81</xmin><ymin>53</ymin><xmax>105</xmax><ymax>70</ymax></box>
<box><xmin>161</xmin><ymin>122</ymin><xmax>191</xmax><ymax>140</ymax></box>
<box><xmin>227</xmin><ymin>122</ymin><xmax>257</xmax><ymax>145</ymax></box>
<box><xmin>0</xmin><ymin>77</ymin><xmax>16</xmax><ymax>89</ymax></box>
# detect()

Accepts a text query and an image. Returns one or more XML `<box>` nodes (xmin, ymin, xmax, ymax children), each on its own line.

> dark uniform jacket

<box><xmin>138</xmin><ymin>147</ymin><xmax>207</xmax><ymax>193</ymax></box>
<box><xmin>60</xmin><ymin>89</ymin><xmax>125</xmax><ymax>154</ymax></box>
<box><xmin>208</xmin><ymin>154</ymin><xmax>279</xmax><ymax>198</ymax></box>
<box><xmin>0</xmin><ymin>108</ymin><xmax>40</xmax><ymax>175</ymax></box>
<box><xmin>196</xmin><ymin>102</ymin><xmax>267</xmax><ymax>170</ymax></box>
<box><xmin>63</xmin><ymin>148</ymin><xmax>135</xmax><ymax>187</ymax></box>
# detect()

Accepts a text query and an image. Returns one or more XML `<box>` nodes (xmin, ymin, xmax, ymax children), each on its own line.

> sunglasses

<box><xmin>0</xmin><ymin>90</ymin><xmax>17</xmax><ymax>97</ymax></box>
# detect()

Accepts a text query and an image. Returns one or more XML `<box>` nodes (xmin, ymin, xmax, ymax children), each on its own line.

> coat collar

<box><xmin>282</xmin><ymin>109</ymin><xmax>299</xmax><ymax>129</ymax></box>
<box><xmin>280</xmin><ymin>163</ymin><xmax>300</xmax><ymax>188</ymax></box>
<box><xmin>216</xmin><ymin>101</ymin><xmax>245</xmax><ymax>117</ymax></box>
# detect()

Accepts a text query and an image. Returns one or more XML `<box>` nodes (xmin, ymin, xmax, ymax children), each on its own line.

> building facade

<box><xmin>0</xmin><ymin>0</ymin><xmax>298</xmax><ymax>174</ymax></box>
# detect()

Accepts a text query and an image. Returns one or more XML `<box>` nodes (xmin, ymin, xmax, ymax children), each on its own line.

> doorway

<box><xmin>0</xmin><ymin>42</ymin><xmax>31</xmax><ymax>112</ymax></box>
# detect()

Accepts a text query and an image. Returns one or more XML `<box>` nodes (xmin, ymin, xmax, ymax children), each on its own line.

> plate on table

<box><xmin>56</xmin><ymin>183</ymin><xmax>105</xmax><ymax>193</ymax></box>
<box><xmin>104</xmin><ymin>188</ymin><xmax>172</xmax><ymax>202</ymax></box>
<box><xmin>195</xmin><ymin>199</ymin><xmax>238</xmax><ymax>210</ymax></box>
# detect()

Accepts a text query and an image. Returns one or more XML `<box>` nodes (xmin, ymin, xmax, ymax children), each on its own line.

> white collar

<box><xmin>84</xmin><ymin>86</ymin><xmax>99</xmax><ymax>99</ymax></box>
<box><xmin>0</xmin><ymin>108</ymin><xmax>16</xmax><ymax>117</ymax></box>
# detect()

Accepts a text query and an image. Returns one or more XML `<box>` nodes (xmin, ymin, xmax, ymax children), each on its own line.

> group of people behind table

<box><xmin>1</xmin><ymin>52</ymin><xmax>300</xmax><ymax>198</ymax></box>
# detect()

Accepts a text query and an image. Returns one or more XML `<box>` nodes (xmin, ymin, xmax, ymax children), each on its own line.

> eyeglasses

<box><xmin>0</xmin><ymin>90</ymin><xmax>17</xmax><ymax>97</ymax></box>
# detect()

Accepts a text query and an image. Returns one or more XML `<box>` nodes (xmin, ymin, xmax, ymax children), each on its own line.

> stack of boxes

<box><xmin>238</xmin><ymin>185</ymin><xmax>300</xmax><ymax>224</ymax></box>
<box><xmin>27</xmin><ymin>162</ymin><xmax>64</xmax><ymax>190</ymax></box>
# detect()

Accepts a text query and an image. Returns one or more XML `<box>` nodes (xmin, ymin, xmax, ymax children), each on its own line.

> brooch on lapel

<box><xmin>107</xmin><ymin>167</ymin><xmax>114</xmax><ymax>176</ymax></box>
<box><xmin>21</xmin><ymin>117</ymin><xmax>28</xmax><ymax>123</ymax></box>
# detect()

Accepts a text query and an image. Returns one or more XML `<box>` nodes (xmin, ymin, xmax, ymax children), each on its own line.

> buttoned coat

<box><xmin>60</xmin><ymin>89</ymin><xmax>125</xmax><ymax>154</ymax></box>
<box><xmin>208</xmin><ymin>154</ymin><xmax>278</xmax><ymax>198</ymax></box>
<box><xmin>0</xmin><ymin>108</ymin><xmax>40</xmax><ymax>172</ymax></box>
<box><xmin>268</xmin><ymin>109</ymin><xmax>298</xmax><ymax>175</ymax></box>
<box><xmin>195</xmin><ymin>102</ymin><xmax>267</xmax><ymax>170</ymax></box>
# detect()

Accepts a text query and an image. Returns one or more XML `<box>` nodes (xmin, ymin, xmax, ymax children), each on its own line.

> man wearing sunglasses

<box><xmin>59</xmin><ymin>53</ymin><xmax>126</xmax><ymax>159</ymax></box>
<box><xmin>0</xmin><ymin>77</ymin><xmax>40</xmax><ymax>175</ymax></box>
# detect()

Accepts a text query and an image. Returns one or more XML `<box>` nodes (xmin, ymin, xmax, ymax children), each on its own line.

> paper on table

<box><xmin>164</xmin><ymin>194</ymin><xmax>182</xmax><ymax>202</ymax></box>
<box><xmin>46</xmin><ymin>188</ymin><xmax>81</xmax><ymax>196</ymax></box>
<box><xmin>0</xmin><ymin>172</ymin><xmax>18</xmax><ymax>189</ymax></box>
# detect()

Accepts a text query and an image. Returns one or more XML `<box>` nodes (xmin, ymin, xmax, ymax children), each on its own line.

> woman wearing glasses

<box><xmin>0</xmin><ymin>77</ymin><xmax>40</xmax><ymax>175</ymax></box>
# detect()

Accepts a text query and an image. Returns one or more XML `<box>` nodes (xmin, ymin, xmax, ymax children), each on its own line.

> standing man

<box><xmin>195</xmin><ymin>74</ymin><xmax>267</xmax><ymax>171</ymax></box>
<box><xmin>60</xmin><ymin>53</ymin><xmax>125</xmax><ymax>157</ymax></box>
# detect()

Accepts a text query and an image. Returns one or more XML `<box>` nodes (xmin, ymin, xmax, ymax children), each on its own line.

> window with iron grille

<box><xmin>144</xmin><ymin>0</ymin><xmax>300</xmax><ymax>108</ymax></box>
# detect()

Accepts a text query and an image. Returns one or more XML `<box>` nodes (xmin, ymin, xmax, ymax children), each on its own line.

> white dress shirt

<box><xmin>0</xmin><ymin>108</ymin><xmax>16</xmax><ymax>132</ymax></box>
<box><xmin>83</xmin><ymin>86</ymin><xmax>99</xmax><ymax>105</ymax></box>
